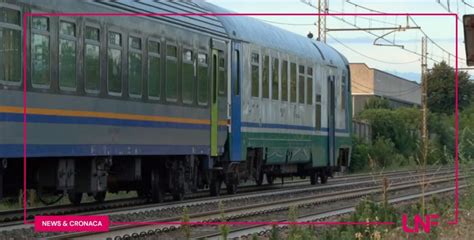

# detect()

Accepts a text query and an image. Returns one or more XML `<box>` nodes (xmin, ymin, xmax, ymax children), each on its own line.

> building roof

<box><xmin>350</xmin><ymin>63</ymin><xmax>420</xmax><ymax>85</ymax></box>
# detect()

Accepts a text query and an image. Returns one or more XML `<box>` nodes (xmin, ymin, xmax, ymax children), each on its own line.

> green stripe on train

<box><xmin>240</xmin><ymin>132</ymin><xmax>351</xmax><ymax>167</ymax></box>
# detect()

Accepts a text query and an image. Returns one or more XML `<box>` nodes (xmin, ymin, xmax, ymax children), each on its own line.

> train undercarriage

<box><xmin>0</xmin><ymin>147</ymin><xmax>344</xmax><ymax>205</ymax></box>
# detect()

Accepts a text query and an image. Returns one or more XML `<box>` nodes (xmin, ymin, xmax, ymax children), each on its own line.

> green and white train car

<box><xmin>207</xmin><ymin>3</ymin><xmax>353</xmax><ymax>185</ymax></box>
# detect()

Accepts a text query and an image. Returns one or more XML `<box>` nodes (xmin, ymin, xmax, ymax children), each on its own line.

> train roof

<box><xmin>90</xmin><ymin>0</ymin><xmax>229</xmax><ymax>38</ymax></box>
<box><xmin>197</xmin><ymin>1</ymin><xmax>349</xmax><ymax>68</ymax></box>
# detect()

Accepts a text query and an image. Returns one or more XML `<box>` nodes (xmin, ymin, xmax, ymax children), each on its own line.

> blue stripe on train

<box><xmin>0</xmin><ymin>144</ymin><xmax>215</xmax><ymax>158</ymax></box>
<box><xmin>0</xmin><ymin>113</ymin><xmax>227</xmax><ymax>130</ymax></box>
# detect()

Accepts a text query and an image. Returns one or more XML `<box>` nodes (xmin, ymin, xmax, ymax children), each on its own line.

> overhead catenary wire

<box><xmin>327</xmin><ymin>32</ymin><xmax>420</xmax><ymax>65</ymax></box>
<box><xmin>260</xmin><ymin>19</ymin><xmax>316</xmax><ymax>26</ymax></box>
<box><xmin>329</xmin><ymin>15</ymin><xmax>442</xmax><ymax>64</ymax></box>
<box><xmin>344</xmin><ymin>0</ymin><xmax>464</xmax><ymax>63</ymax></box>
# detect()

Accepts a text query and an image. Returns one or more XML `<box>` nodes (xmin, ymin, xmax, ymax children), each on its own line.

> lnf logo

<box><xmin>402</xmin><ymin>214</ymin><xmax>440</xmax><ymax>233</ymax></box>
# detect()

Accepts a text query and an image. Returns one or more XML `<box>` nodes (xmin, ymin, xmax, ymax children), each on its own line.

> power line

<box><xmin>329</xmin><ymin>9</ymin><xmax>400</xmax><ymax>27</ymax></box>
<box><xmin>327</xmin><ymin>33</ymin><xmax>420</xmax><ymax>65</ymax></box>
<box><xmin>344</xmin><ymin>0</ymin><xmax>464</xmax><ymax>63</ymax></box>
<box><xmin>330</xmin><ymin>15</ymin><xmax>442</xmax><ymax>63</ymax></box>
<box><xmin>260</xmin><ymin>19</ymin><xmax>316</xmax><ymax>26</ymax></box>
<box><xmin>462</xmin><ymin>0</ymin><xmax>474</xmax><ymax>9</ymax></box>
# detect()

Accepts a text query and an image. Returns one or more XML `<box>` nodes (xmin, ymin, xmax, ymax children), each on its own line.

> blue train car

<box><xmin>0</xmin><ymin>0</ymin><xmax>351</xmax><ymax>204</ymax></box>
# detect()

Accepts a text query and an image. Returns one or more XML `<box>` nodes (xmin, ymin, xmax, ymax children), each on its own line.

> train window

<box><xmin>250</xmin><ymin>52</ymin><xmax>259</xmax><ymax>97</ymax></box>
<box><xmin>148</xmin><ymin>40</ymin><xmax>161</xmax><ymax>100</ymax></box>
<box><xmin>59</xmin><ymin>21</ymin><xmax>77</xmax><ymax>90</ymax></box>
<box><xmin>316</xmin><ymin>94</ymin><xmax>322</xmax><ymax>130</ymax></box>
<box><xmin>290</xmin><ymin>63</ymin><xmax>296</xmax><ymax>103</ymax></box>
<box><xmin>341</xmin><ymin>74</ymin><xmax>346</xmax><ymax>110</ymax></box>
<box><xmin>0</xmin><ymin>7</ymin><xmax>20</xmax><ymax>25</ymax></box>
<box><xmin>262</xmin><ymin>55</ymin><xmax>269</xmax><ymax>99</ymax></box>
<box><xmin>218</xmin><ymin>53</ymin><xmax>225</xmax><ymax>96</ymax></box>
<box><xmin>307</xmin><ymin>67</ymin><xmax>313</xmax><ymax>105</ymax></box>
<box><xmin>107</xmin><ymin>31</ymin><xmax>122</xmax><ymax>94</ymax></box>
<box><xmin>281</xmin><ymin>61</ymin><xmax>288</xmax><ymax>102</ymax></box>
<box><xmin>32</xmin><ymin>17</ymin><xmax>48</xmax><ymax>31</ymax></box>
<box><xmin>129</xmin><ymin>36</ymin><xmax>141</xmax><ymax>50</ymax></box>
<box><xmin>167</xmin><ymin>45</ymin><xmax>177</xmax><ymax>57</ymax></box>
<box><xmin>60</xmin><ymin>21</ymin><xmax>75</xmax><ymax>36</ymax></box>
<box><xmin>298</xmin><ymin>65</ymin><xmax>305</xmax><ymax>104</ymax></box>
<box><xmin>234</xmin><ymin>50</ymin><xmax>240</xmax><ymax>96</ymax></box>
<box><xmin>149</xmin><ymin>40</ymin><xmax>160</xmax><ymax>54</ymax></box>
<box><xmin>31</xmin><ymin>17</ymin><xmax>50</xmax><ymax>87</ymax></box>
<box><xmin>0</xmin><ymin>8</ymin><xmax>21</xmax><ymax>84</ymax></box>
<box><xmin>197</xmin><ymin>52</ymin><xmax>208</xmax><ymax>105</ymax></box>
<box><xmin>182</xmin><ymin>49</ymin><xmax>194</xmax><ymax>104</ymax></box>
<box><xmin>198</xmin><ymin>53</ymin><xmax>207</xmax><ymax>64</ymax></box>
<box><xmin>108</xmin><ymin>31</ymin><xmax>121</xmax><ymax>46</ymax></box>
<box><xmin>85</xmin><ymin>26</ymin><xmax>99</xmax><ymax>41</ymax></box>
<box><xmin>271</xmin><ymin>57</ymin><xmax>279</xmax><ymax>100</ymax></box>
<box><xmin>128</xmin><ymin>36</ymin><xmax>142</xmax><ymax>97</ymax></box>
<box><xmin>166</xmin><ymin>44</ymin><xmax>178</xmax><ymax>101</ymax></box>
<box><xmin>85</xmin><ymin>26</ymin><xmax>100</xmax><ymax>92</ymax></box>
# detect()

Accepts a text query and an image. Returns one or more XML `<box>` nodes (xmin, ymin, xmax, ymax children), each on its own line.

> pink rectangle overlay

<box><xmin>22</xmin><ymin>11</ymin><xmax>459</xmax><ymax>227</ymax></box>
<box><xmin>34</xmin><ymin>215</ymin><xmax>109</xmax><ymax>232</ymax></box>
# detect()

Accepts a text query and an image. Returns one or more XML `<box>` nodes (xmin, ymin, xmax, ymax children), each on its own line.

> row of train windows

<box><xmin>250</xmin><ymin>52</ymin><xmax>320</xmax><ymax>106</ymax></box>
<box><xmin>0</xmin><ymin>10</ymin><xmax>225</xmax><ymax>105</ymax></box>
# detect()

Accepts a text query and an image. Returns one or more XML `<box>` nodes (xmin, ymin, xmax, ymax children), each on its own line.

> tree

<box><xmin>357</xmin><ymin>108</ymin><xmax>418</xmax><ymax>156</ymax></box>
<box><xmin>364</xmin><ymin>96</ymin><xmax>391</xmax><ymax>110</ymax></box>
<box><xmin>426</xmin><ymin>61</ymin><xmax>474</xmax><ymax>115</ymax></box>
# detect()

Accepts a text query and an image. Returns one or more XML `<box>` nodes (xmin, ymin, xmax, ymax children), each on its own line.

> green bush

<box><xmin>350</xmin><ymin>137</ymin><xmax>371</xmax><ymax>172</ymax></box>
<box><xmin>357</xmin><ymin>108</ymin><xmax>418</xmax><ymax>157</ymax></box>
<box><xmin>369</xmin><ymin>137</ymin><xmax>396</xmax><ymax>168</ymax></box>
<box><xmin>364</xmin><ymin>96</ymin><xmax>392</xmax><ymax>110</ymax></box>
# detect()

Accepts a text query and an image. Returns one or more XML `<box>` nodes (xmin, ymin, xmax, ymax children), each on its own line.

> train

<box><xmin>0</xmin><ymin>0</ymin><xmax>352</xmax><ymax>204</ymax></box>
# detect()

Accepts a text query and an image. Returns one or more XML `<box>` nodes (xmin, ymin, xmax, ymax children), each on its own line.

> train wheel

<box><xmin>210</xmin><ymin>173</ymin><xmax>222</xmax><ymax>196</ymax></box>
<box><xmin>225</xmin><ymin>172</ymin><xmax>238</xmax><ymax>194</ymax></box>
<box><xmin>320</xmin><ymin>173</ymin><xmax>328</xmax><ymax>184</ymax></box>
<box><xmin>137</xmin><ymin>188</ymin><xmax>148</xmax><ymax>198</ymax></box>
<box><xmin>68</xmin><ymin>192</ymin><xmax>82</xmax><ymax>205</ymax></box>
<box><xmin>210</xmin><ymin>180</ymin><xmax>221</xmax><ymax>196</ymax></box>
<box><xmin>256</xmin><ymin>171</ymin><xmax>264</xmax><ymax>186</ymax></box>
<box><xmin>151</xmin><ymin>169</ymin><xmax>164</xmax><ymax>203</ymax></box>
<box><xmin>310</xmin><ymin>172</ymin><xmax>318</xmax><ymax>185</ymax></box>
<box><xmin>173</xmin><ymin>191</ymin><xmax>185</xmax><ymax>201</ymax></box>
<box><xmin>94</xmin><ymin>191</ymin><xmax>106</xmax><ymax>202</ymax></box>
<box><xmin>266</xmin><ymin>174</ymin><xmax>274</xmax><ymax>185</ymax></box>
<box><xmin>226</xmin><ymin>182</ymin><xmax>237</xmax><ymax>194</ymax></box>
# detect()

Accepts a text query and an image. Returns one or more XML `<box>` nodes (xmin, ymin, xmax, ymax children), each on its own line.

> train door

<box><xmin>230</xmin><ymin>42</ymin><xmax>242</xmax><ymax>161</ymax></box>
<box><xmin>210</xmin><ymin>39</ymin><xmax>226</xmax><ymax>157</ymax></box>
<box><xmin>211</xmin><ymin>49</ymin><xmax>219</xmax><ymax>157</ymax></box>
<box><xmin>327</xmin><ymin>73</ymin><xmax>336</xmax><ymax>167</ymax></box>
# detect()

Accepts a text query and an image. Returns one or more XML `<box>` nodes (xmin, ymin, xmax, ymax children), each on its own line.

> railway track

<box><xmin>60</xmin><ymin>174</ymin><xmax>462</xmax><ymax>240</ymax></box>
<box><xmin>0</xmin><ymin>166</ymin><xmax>446</xmax><ymax>224</ymax></box>
<box><xmin>197</xmin><ymin>185</ymin><xmax>465</xmax><ymax>240</ymax></box>
<box><xmin>5</xmin><ymin>167</ymin><xmax>458</xmax><ymax>240</ymax></box>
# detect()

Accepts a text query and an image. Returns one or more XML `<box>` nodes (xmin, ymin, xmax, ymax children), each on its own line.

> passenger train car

<box><xmin>0</xmin><ymin>0</ymin><xmax>352</xmax><ymax>204</ymax></box>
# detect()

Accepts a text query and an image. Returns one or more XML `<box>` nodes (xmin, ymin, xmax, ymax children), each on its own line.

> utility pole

<box><xmin>302</xmin><ymin>0</ymin><xmax>418</xmax><ymax>46</ymax></box>
<box><xmin>420</xmin><ymin>36</ymin><xmax>428</xmax><ymax>217</ymax></box>
<box><xmin>317</xmin><ymin>0</ymin><xmax>328</xmax><ymax>42</ymax></box>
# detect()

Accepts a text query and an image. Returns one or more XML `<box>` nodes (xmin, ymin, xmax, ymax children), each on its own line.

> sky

<box><xmin>206</xmin><ymin>0</ymin><xmax>468</xmax><ymax>82</ymax></box>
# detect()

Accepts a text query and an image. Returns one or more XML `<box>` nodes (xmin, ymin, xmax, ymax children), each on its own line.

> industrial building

<box><xmin>350</xmin><ymin>63</ymin><xmax>422</xmax><ymax>116</ymax></box>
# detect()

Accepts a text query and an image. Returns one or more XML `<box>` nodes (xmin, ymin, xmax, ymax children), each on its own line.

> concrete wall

<box><xmin>374</xmin><ymin>71</ymin><xmax>421</xmax><ymax>105</ymax></box>
<box><xmin>350</xmin><ymin>63</ymin><xmax>421</xmax><ymax>108</ymax></box>
<box><xmin>349</xmin><ymin>63</ymin><xmax>374</xmax><ymax>94</ymax></box>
